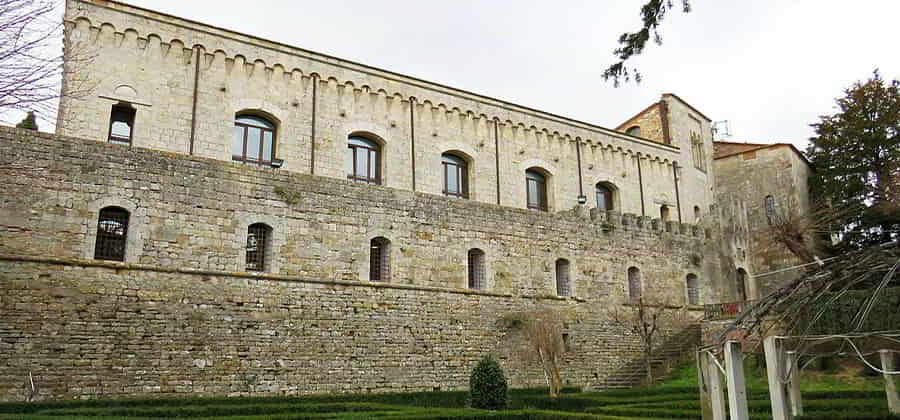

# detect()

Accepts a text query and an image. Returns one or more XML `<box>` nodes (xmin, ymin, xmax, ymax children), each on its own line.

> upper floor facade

<box><xmin>58</xmin><ymin>0</ymin><xmax>716</xmax><ymax>221</ymax></box>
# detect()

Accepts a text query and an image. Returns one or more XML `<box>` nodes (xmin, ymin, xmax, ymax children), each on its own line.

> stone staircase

<box><xmin>592</xmin><ymin>323</ymin><xmax>701</xmax><ymax>389</ymax></box>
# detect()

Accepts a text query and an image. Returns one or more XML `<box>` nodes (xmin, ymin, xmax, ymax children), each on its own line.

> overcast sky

<box><xmin>10</xmin><ymin>1</ymin><xmax>900</xmax><ymax>151</ymax></box>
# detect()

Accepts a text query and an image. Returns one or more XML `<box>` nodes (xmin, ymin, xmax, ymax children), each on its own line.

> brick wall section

<box><xmin>0</xmin><ymin>127</ymin><xmax>713</xmax><ymax>400</ymax></box>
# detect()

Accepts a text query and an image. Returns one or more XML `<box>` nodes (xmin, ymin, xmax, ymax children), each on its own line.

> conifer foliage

<box><xmin>469</xmin><ymin>354</ymin><xmax>508</xmax><ymax>410</ymax></box>
<box><xmin>807</xmin><ymin>71</ymin><xmax>900</xmax><ymax>249</ymax></box>
<box><xmin>15</xmin><ymin>111</ymin><xmax>38</xmax><ymax>130</ymax></box>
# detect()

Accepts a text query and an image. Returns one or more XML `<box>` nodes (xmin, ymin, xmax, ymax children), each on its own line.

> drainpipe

<box><xmin>575</xmin><ymin>138</ymin><xmax>586</xmax><ymax>204</ymax></box>
<box><xmin>673</xmin><ymin>162</ymin><xmax>682</xmax><ymax>223</ymax></box>
<box><xmin>410</xmin><ymin>98</ymin><xmax>416</xmax><ymax>191</ymax></box>
<box><xmin>188</xmin><ymin>46</ymin><xmax>201</xmax><ymax>155</ymax></box>
<box><xmin>309</xmin><ymin>74</ymin><xmax>318</xmax><ymax>175</ymax></box>
<box><xmin>637</xmin><ymin>154</ymin><xmax>646</xmax><ymax>216</ymax></box>
<box><xmin>494</xmin><ymin>119</ymin><xmax>501</xmax><ymax>205</ymax></box>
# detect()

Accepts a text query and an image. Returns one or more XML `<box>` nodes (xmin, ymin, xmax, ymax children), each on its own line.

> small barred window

<box><xmin>94</xmin><ymin>206</ymin><xmax>130</xmax><ymax>261</ymax></box>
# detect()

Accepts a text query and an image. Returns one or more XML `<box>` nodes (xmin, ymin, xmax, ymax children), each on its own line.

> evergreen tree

<box><xmin>15</xmin><ymin>111</ymin><xmax>38</xmax><ymax>131</ymax></box>
<box><xmin>469</xmin><ymin>354</ymin><xmax>508</xmax><ymax>410</ymax></box>
<box><xmin>807</xmin><ymin>71</ymin><xmax>900</xmax><ymax>249</ymax></box>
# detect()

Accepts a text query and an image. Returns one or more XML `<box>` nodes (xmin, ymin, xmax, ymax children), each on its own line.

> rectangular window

<box><xmin>108</xmin><ymin>105</ymin><xmax>136</xmax><ymax>145</ymax></box>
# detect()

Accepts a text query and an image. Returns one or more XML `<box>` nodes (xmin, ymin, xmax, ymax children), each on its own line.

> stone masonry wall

<box><xmin>0</xmin><ymin>127</ymin><xmax>713</xmax><ymax>400</ymax></box>
<box><xmin>58</xmin><ymin>0</ymin><xmax>714</xmax><ymax>218</ymax></box>
<box><xmin>714</xmin><ymin>146</ymin><xmax>811</xmax><ymax>298</ymax></box>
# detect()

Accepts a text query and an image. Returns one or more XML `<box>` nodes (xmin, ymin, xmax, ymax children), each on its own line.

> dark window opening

<box><xmin>660</xmin><ymin>205</ymin><xmax>671</xmax><ymax>222</ymax></box>
<box><xmin>736</xmin><ymin>268</ymin><xmax>748</xmax><ymax>301</ymax></box>
<box><xmin>628</xmin><ymin>266</ymin><xmax>642</xmax><ymax>302</ymax></box>
<box><xmin>467</xmin><ymin>248</ymin><xmax>485</xmax><ymax>290</ymax></box>
<box><xmin>442</xmin><ymin>153</ymin><xmax>469</xmax><ymax>198</ymax></box>
<box><xmin>686</xmin><ymin>274</ymin><xmax>700</xmax><ymax>305</ymax></box>
<box><xmin>94</xmin><ymin>206</ymin><xmax>130</xmax><ymax>261</ymax></box>
<box><xmin>347</xmin><ymin>136</ymin><xmax>381</xmax><ymax>184</ymax></box>
<box><xmin>246</xmin><ymin>223</ymin><xmax>272</xmax><ymax>272</ymax></box>
<box><xmin>233</xmin><ymin>115</ymin><xmax>276</xmax><ymax>165</ymax></box>
<box><xmin>370</xmin><ymin>237</ymin><xmax>391</xmax><ymax>281</ymax></box>
<box><xmin>526</xmin><ymin>169</ymin><xmax>548</xmax><ymax>211</ymax></box>
<box><xmin>108</xmin><ymin>104</ymin><xmax>136</xmax><ymax>145</ymax></box>
<box><xmin>595</xmin><ymin>183</ymin><xmax>614</xmax><ymax>211</ymax></box>
<box><xmin>556</xmin><ymin>258</ymin><xmax>571</xmax><ymax>297</ymax></box>
<box><xmin>626</xmin><ymin>126</ymin><xmax>641</xmax><ymax>137</ymax></box>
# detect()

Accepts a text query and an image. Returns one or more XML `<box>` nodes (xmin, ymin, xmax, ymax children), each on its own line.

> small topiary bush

<box><xmin>469</xmin><ymin>354</ymin><xmax>508</xmax><ymax>410</ymax></box>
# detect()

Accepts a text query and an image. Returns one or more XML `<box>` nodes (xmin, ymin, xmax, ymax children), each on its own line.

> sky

<box><xmin>8</xmin><ymin>1</ymin><xmax>900</xmax><ymax>151</ymax></box>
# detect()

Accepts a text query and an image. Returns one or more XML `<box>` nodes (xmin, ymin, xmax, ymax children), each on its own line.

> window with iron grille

<box><xmin>370</xmin><ymin>237</ymin><xmax>390</xmax><ymax>281</ymax></box>
<box><xmin>686</xmin><ymin>274</ymin><xmax>700</xmax><ymax>305</ymax></box>
<box><xmin>246</xmin><ymin>223</ymin><xmax>271</xmax><ymax>272</ymax></box>
<box><xmin>108</xmin><ymin>104</ymin><xmax>136</xmax><ymax>145</ymax></box>
<box><xmin>627</xmin><ymin>266</ymin><xmax>642</xmax><ymax>302</ymax></box>
<box><xmin>556</xmin><ymin>258</ymin><xmax>571</xmax><ymax>297</ymax></box>
<box><xmin>232</xmin><ymin>115</ymin><xmax>276</xmax><ymax>165</ymax></box>
<box><xmin>442</xmin><ymin>153</ymin><xmax>468</xmax><ymax>198</ymax></box>
<box><xmin>526</xmin><ymin>169</ymin><xmax>548</xmax><ymax>211</ymax></box>
<box><xmin>347</xmin><ymin>136</ymin><xmax>381</xmax><ymax>184</ymax></box>
<box><xmin>467</xmin><ymin>248</ymin><xmax>485</xmax><ymax>290</ymax></box>
<box><xmin>764</xmin><ymin>195</ymin><xmax>776</xmax><ymax>225</ymax></box>
<box><xmin>94</xmin><ymin>206</ymin><xmax>130</xmax><ymax>261</ymax></box>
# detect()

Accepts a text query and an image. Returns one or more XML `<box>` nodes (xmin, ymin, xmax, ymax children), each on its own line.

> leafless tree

<box><xmin>613</xmin><ymin>290</ymin><xmax>690</xmax><ymax>383</ymax></box>
<box><xmin>1</xmin><ymin>0</ymin><xmax>68</xmax><ymax>121</ymax></box>
<box><xmin>500</xmin><ymin>309</ymin><xmax>569</xmax><ymax>398</ymax></box>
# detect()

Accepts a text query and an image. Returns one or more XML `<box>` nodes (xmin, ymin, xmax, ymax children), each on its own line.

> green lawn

<box><xmin>1</xmin><ymin>361</ymin><xmax>896</xmax><ymax>419</ymax></box>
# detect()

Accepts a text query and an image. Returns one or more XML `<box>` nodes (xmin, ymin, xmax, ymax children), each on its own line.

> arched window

<box><xmin>627</xmin><ymin>266</ymin><xmax>642</xmax><ymax>302</ymax></box>
<box><xmin>108</xmin><ymin>104</ymin><xmax>136</xmax><ymax>145</ymax></box>
<box><xmin>370</xmin><ymin>237</ymin><xmax>391</xmax><ymax>281</ymax></box>
<box><xmin>442</xmin><ymin>153</ymin><xmax>468</xmax><ymax>198</ymax></box>
<box><xmin>626</xmin><ymin>126</ymin><xmax>641</xmax><ymax>137</ymax></box>
<box><xmin>764</xmin><ymin>195</ymin><xmax>776</xmax><ymax>224</ymax></box>
<box><xmin>347</xmin><ymin>136</ymin><xmax>381</xmax><ymax>184</ymax></box>
<box><xmin>686</xmin><ymin>274</ymin><xmax>700</xmax><ymax>306</ymax></box>
<box><xmin>525</xmin><ymin>168</ymin><xmax>548</xmax><ymax>211</ymax></box>
<box><xmin>694</xmin><ymin>205</ymin><xmax>702</xmax><ymax>222</ymax></box>
<box><xmin>94</xmin><ymin>206</ymin><xmax>130</xmax><ymax>261</ymax></box>
<box><xmin>467</xmin><ymin>248</ymin><xmax>485</xmax><ymax>290</ymax></box>
<box><xmin>246</xmin><ymin>223</ymin><xmax>272</xmax><ymax>272</ymax></box>
<box><xmin>555</xmin><ymin>258</ymin><xmax>571</xmax><ymax>297</ymax></box>
<box><xmin>595</xmin><ymin>183</ymin><xmax>614</xmax><ymax>211</ymax></box>
<box><xmin>736</xmin><ymin>268</ymin><xmax>748</xmax><ymax>301</ymax></box>
<box><xmin>232</xmin><ymin>114</ymin><xmax>276</xmax><ymax>165</ymax></box>
<box><xmin>660</xmin><ymin>205</ymin><xmax>671</xmax><ymax>222</ymax></box>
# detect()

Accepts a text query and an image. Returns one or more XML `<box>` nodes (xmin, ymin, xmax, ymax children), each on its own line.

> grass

<box><xmin>0</xmin><ymin>360</ymin><xmax>896</xmax><ymax>419</ymax></box>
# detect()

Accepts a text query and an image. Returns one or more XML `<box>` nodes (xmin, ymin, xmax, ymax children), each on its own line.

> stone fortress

<box><xmin>0</xmin><ymin>0</ymin><xmax>807</xmax><ymax>401</ymax></box>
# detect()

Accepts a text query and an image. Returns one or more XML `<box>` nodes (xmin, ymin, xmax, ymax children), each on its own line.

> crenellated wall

<box><xmin>58</xmin><ymin>0</ymin><xmax>713</xmax><ymax>218</ymax></box>
<box><xmin>0</xmin><ymin>126</ymin><xmax>720</xmax><ymax>401</ymax></box>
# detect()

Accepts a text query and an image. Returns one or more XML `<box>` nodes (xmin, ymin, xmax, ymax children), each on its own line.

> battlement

<box><xmin>0</xmin><ymin>125</ymin><xmax>716</xmax><ymax>302</ymax></box>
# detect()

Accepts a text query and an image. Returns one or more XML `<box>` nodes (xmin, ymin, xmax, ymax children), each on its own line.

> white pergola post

<box><xmin>764</xmin><ymin>336</ymin><xmax>793</xmax><ymax>420</ymax></box>
<box><xmin>724</xmin><ymin>341</ymin><xmax>749</xmax><ymax>420</ymax></box>
<box><xmin>699</xmin><ymin>351</ymin><xmax>727</xmax><ymax>420</ymax></box>
<box><xmin>880</xmin><ymin>350</ymin><xmax>899</xmax><ymax>414</ymax></box>
<box><xmin>785</xmin><ymin>351</ymin><xmax>803</xmax><ymax>416</ymax></box>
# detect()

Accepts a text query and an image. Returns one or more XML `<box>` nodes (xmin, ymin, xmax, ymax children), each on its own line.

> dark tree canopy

<box><xmin>602</xmin><ymin>0</ymin><xmax>691</xmax><ymax>87</ymax></box>
<box><xmin>807</xmin><ymin>71</ymin><xmax>900</xmax><ymax>250</ymax></box>
<box><xmin>15</xmin><ymin>111</ymin><xmax>38</xmax><ymax>130</ymax></box>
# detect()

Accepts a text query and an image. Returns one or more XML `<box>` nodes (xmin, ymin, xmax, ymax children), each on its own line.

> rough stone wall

<box><xmin>57</xmin><ymin>0</ymin><xmax>710</xmax><ymax>218</ymax></box>
<box><xmin>713</xmin><ymin>146</ymin><xmax>811</xmax><ymax>298</ymax></box>
<box><xmin>615</xmin><ymin>103</ymin><xmax>667</xmax><ymax>144</ymax></box>
<box><xmin>0</xmin><ymin>127</ymin><xmax>715</xmax><ymax>400</ymax></box>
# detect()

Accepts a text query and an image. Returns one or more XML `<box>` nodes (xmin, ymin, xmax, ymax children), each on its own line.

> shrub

<box><xmin>470</xmin><ymin>354</ymin><xmax>508</xmax><ymax>410</ymax></box>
